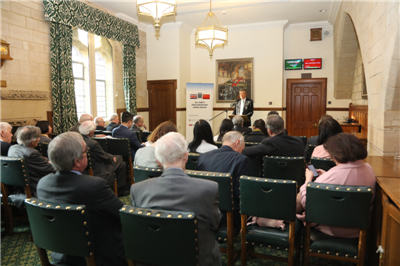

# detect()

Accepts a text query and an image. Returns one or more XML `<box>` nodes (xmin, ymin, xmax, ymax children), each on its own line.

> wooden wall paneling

<box><xmin>349</xmin><ymin>103</ymin><xmax>368</xmax><ymax>133</ymax></box>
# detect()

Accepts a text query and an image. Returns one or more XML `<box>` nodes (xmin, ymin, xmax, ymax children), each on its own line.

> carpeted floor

<box><xmin>1</xmin><ymin>196</ymin><xmax>354</xmax><ymax>266</ymax></box>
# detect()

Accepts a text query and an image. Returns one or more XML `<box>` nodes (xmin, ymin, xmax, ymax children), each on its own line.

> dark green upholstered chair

<box><xmin>186</xmin><ymin>153</ymin><xmax>200</xmax><ymax>170</ymax></box>
<box><xmin>133</xmin><ymin>166</ymin><xmax>163</xmax><ymax>183</ymax></box>
<box><xmin>35</xmin><ymin>142</ymin><xmax>49</xmax><ymax>158</ymax></box>
<box><xmin>247</xmin><ymin>157</ymin><xmax>263</xmax><ymax>177</ymax></box>
<box><xmin>186</xmin><ymin>170</ymin><xmax>237</xmax><ymax>266</ymax></box>
<box><xmin>1</xmin><ymin>156</ymin><xmax>32</xmax><ymax>236</ymax></box>
<box><xmin>240</xmin><ymin>176</ymin><xmax>300</xmax><ymax>266</ymax></box>
<box><xmin>215</xmin><ymin>141</ymin><xmax>222</xmax><ymax>148</ymax></box>
<box><xmin>142</xmin><ymin>131</ymin><xmax>152</xmax><ymax>142</ymax></box>
<box><xmin>263</xmin><ymin>156</ymin><xmax>306</xmax><ymax>188</ymax></box>
<box><xmin>305</xmin><ymin>144</ymin><xmax>317</xmax><ymax>163</ymax></box>
<box><xmin>120</xmin><ymin>206</ymin><xmax>199</xmax><ymax>266</ymax></box>
<box><xmin>25</xmin><ymin>198</ymin><xmax>95</xmax><ymax>266</ymax></box>
<box><xmin>303</xmin><ymin>182</ymin><xmax>373</xmax><ymax>266</ymax></box>
<box><xmin>107</xmin><ymin>138</ymin><xmax>134</xmax><ymax>184</ymax></box>
<box><xmin>102</xmin><ymin>130</ymin><xmax>112</xmax><ymax>136</ymax></box>
<box><xmin>134</xmin><ymin>131</ymin><xmax>142</xmax><ymax>143</ymax></box>
<box><xmin>299</xmin><ymin>136</ymin><xmax>307</xmax><ymax>147</ymax></box>
<box><xmin>244</xmin><ymin>142</ymin><xmax>260</xmax><ymax>147</ymax></box>
<box><xmin>92</xmin><ymin>137</ymin><xmax>108</xmax><ymax>152</ymax></box>
<box><xmin>310</xmin><ymin>157</ymin><xmax>336</xmax><ymax>172</ymax></box>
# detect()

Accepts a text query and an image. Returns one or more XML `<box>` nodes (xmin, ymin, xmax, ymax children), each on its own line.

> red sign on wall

<box><xmin>304</xmin><ymin>58</ymin><xmax>322</xmax><ymax>69</ymax></box>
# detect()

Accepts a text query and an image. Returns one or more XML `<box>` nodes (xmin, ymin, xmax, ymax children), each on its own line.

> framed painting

<box><xmin>216</xmin><ymin>58</ymin><xmax>253</xmax><ymax>102</ymax></box>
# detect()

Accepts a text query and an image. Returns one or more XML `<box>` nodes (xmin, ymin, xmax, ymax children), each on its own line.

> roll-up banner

<box><xmin>186</xmin><ymin>83</ymin><xmax>214</xmax><ymax>141</ymax></box>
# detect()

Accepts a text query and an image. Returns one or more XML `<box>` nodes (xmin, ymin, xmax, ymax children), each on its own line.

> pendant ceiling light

<box><xmin>137</xmin><ymin>0</ymin><xmax>176</xmax><ymax>32</ymax></box>
<box><xmin>195</xmin><ymin>0</ymin><xmax>228</xmax><ymax>58</ymax></box>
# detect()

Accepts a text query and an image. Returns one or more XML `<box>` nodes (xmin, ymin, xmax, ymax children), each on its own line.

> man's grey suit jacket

<box><xmin>130</xmin><ymin>168</ymin><xmax>222</xmax><ymax>266</ymax></box>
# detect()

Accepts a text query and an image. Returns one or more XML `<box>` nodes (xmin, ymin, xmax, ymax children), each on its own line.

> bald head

<box><xmin>94</xmin><ymin>117</ymin><xmax>105</xmax><ymax>127</ymax></box>
<box><xmin>79</xmin><ymin>114</ymin><xmax>93</xmax><ymax>123</ymax></box>
<box><xmin>222</xmin><ymin>131</ymin><xmax>245</xmax><ymax>153</ymax></box>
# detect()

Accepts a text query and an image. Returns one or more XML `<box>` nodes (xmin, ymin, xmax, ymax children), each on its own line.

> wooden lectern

<box><xmin>229</xmin><ymin>115</ymin><xmax>249</xmax><ymax>124</ymax></box>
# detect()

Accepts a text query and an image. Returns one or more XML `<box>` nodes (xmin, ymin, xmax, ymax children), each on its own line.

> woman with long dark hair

<box><xmin>214</xmin><ymin>119</ymin><xmax>234</xmax><ymax>141</ymax></box>
<box><xmin>245</xmin><ymin>119</ymin><xmax>269</xmax><ymax>142</ymax></box>
<box><xmin>188</xmin><ymin>119</ymin><xmax>218</xmax><ymax>153</ymax></box>
<box><xmin>311</xmin><ymin>118</ymin><xmax>343</xmax><ymax>158</ymax></box>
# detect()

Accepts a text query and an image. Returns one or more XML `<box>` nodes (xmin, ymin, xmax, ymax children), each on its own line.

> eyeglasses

<box><xmin>83</xmin><ymin>147</ymin><xmax>90</xmax><ymax>154</ymax></box>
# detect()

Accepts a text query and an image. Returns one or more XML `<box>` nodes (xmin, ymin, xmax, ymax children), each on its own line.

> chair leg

<box><xmin>226</xmin><ymin>211</ymin><xmax>234</xmax><ymax>266</ymax></box>
<box><xmin>114</xmin><ymin>178</ymin><xmax>118</xmax><ymax>196</ymax></box>
<box><xmin>241</xmin><ymin>214</ymin><xmax>247</xmax><ymax>266</ymax></box>
<box><xmin>288</xmin><ymin>221</ymin><xmax>295</xmax><ymax>266</ymax></box>
<box><xmin>127</xmin><ymin>259</ymin><xmax>135</xmax><ymax>266</ymax></box>
<box><xmin>1</xmin><ymin>183</ymin><xmax>13</xmax><ymax>236</ymax></box>
<box><xmin>129</xmin><ymin>157</ymin><xmax>134</xmax><ymax>184</ymax></box>
<box><xmin>303</xmin><ymin>223</ymin><xmax>311</xmax><ymax>266</ymax></box>
<box><xmin>36</xmin><ymin>246</ymin><xmax>51</xmax><ymax>266</ymax></box>
<box><xmin>85</xmin><ymin>255</ymin><xmax>96</xmax><ymax>266</ymax></box>
<box><xmin>357</xmin><ymin>229</ymin><xmax>367</xmax><ymax>266</ymax></box>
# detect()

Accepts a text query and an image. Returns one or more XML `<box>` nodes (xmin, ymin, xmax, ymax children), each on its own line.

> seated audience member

<box><xmin>35</xmin><ymin>121</ymin><xmax>53</xmax><ymax>143</ymax></box>
<box><xmin>112</xmin><ymin>111</ymin><xmax>144</xmax><ymax>160</ymax></box>
<box><xmin>79</xmin><ymin>121</ymin><xmax>129</xmax><ymax>196</ymax></box>
<box><xmin>214</xmin><ymin>118</ymin><xmax>234</xmax><ymax>141</ymax></box>
<box><xmin>311</xmin><ymin>118</ymin><xmax>343</xmax><ymax>158</ymax></box>
<box><xmin>130</xmin><ymin>132</ymin><xmax>221</xmax><ymax>265</ymax></box>
<box><xmin>130</xmin><ymin>115</ymin><xmax>147</xmax><ymax>142</ymax></box>
<box><xmin>8</xmin><ymin>126</ymin><xmax>55</xmax><ymax>195</ymax></box>
<box><xmin>188</xmin><ymin>119</ymin><xmax>218</xmax><ymax>153</ymax></box>
<box><xmin>134</xmin><ymin>121</ymin><xmax>177</xmax><ymax>168</ymax></box>
<box><xmin>307</xmin><ymin>114</ymin><xmax>333</xmax><ymax>146</ymax></box>
<box><xmin>296</xmin><ymin>133</ymin><xmax>376</xmax><ymax>238</ymax></box>
<box><xmin>232</xmin><ymin>115</ymin><xmax>252</xmax><ymax>136</ymax></box>
<box><xmin>70</xmin><ymin>114</ymin><xmax>93</xmax><ymax>132</ymax></box>
<box><xmin>245</xmin><ymin>119</ymin><xmax>269</xmax><ymax>142</ymax></box>
<box><xmin>0</xmin><ymin>122</ymin><xmax>13</xmax><ymax>156</ymax></box>
<box><xmin>37</xmin><ymin>132</ymin><xmax>128</xmax><ymax>266</ymax></box>
<box><xmin>196</xmin><ymin>131</ymin><xmax>249</xmax><ymax>233</ymax></box>
<box><xmin>106</xmin><ymin>113</ymin><xmax>120</xmax><ymax>132</ymax></box>
<box><xmin>94</xmin><ymin>116</ymin><xmax>106</xmax><ymax>131</ymax></box>
<box><xmin>267</xmin><ymin>111</ymin><xmax>288</xmax><ymax>135</ymax></box>
<box><xmin>242</xmin><ymin>115</ymin><xmax>304</xmax><ymax>157</ymax></box>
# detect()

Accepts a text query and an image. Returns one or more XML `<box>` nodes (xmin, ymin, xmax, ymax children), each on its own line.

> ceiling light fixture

<box><xmin>137</xmin><ymin>0</ymin><xmax>176</xmax><ymax>32</ymax></box>
<box><xmin>195</xmin><ymin>0</ymin><xmax>228</xmax><ymax>58</ymax></box>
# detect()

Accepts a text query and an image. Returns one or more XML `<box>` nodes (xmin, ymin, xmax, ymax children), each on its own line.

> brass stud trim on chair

<box><xmin>277</xmin><ymin>247</ymin><xmax>280</xmax><ymax>250</ymax></box>
<box><xmin>336</xmin><ymin>253</ymin><xmax>339</xmax><ymax>256</ymax></box>
<box><xmin>77</xmin><ymin>206</ymin><xmax>82</xmax><ymax>210</ymax></box>
<box><xmin>32</xmin><ymin>200</ymin><xmax>36</xmax><ymax>203</ymax></box>
<box><xmin>347</xmin><ymin>188</ymin><xmax>351</xmax><ymax>191</ymax></box>
<box><xmin>326</xmin><ymin>186</ymin><xmax>329</xmax><ymax>189</ymax></box>
<box><xmin>156</xmin><ymin>214</ymin><xmax>161</xmax><ymax>217</ymax></box>
<box><xmin>256</xmin><ymin>178</ymin><xmax>259</xmax><ymax>181</ymax></box>
<box><xmin>147</xmin><ymin>212</ymin><xmax>151</xmax><ymax>216</ymax></box>
<box><xmin>56</xmin><ymin>206</ymin><xmax>60</xmax><ymax>209</ymax></box>
<box><xmin>66</xmin><ymin>206</ymin><xmax>70</xmax><ymax>209</ymax></box>
<box><xmin>336</xmin><ymin>187</ymin><xmax>340</xmax><ymax>190</ymax></box>
<box><xmin>87</xmin><ymin>242</ymin><xmax>91</xmax><ymax>246</ymax></box>
<box><xmin>83</xmin><ymin>221</ymin><xmax>87</xmax><ymax>226</ymax></box>
<box><xmin>283</xmin><ymin>180</ymin><xmax>287</xmax><ymax>183</ymax></box>
<box><xmin>122</xmin><ymin>207</ymin><xmax>126</xmax><ymax>211</ymax></box>
<box><xmin>188</xmin><ymin>214</ymin><xmax>193</xmax><ymax>218</ymax></box>
<box><xmin>178</xmin><ymin>215</ymin><xmax>182</xmax><ymax>218</ymax></box>
<box><xmin>274</xmin><ymin>180</ymin><xmax>277</xmax><ymax>182</ymax></box>
<box><xmin>38</xmin><ymin>203</ymin><xmax>43</xmax><ymax>206</ymax></box>
<box><xmin>368</xmin><ymin>188</ymin><xmax>372</xmax><ymax>191</ymax></box>
<box><xmin>354</xmin><ymin>256</ymin><xmax>357</xmax><ymax>258</ymax></box>
<box><xmin>138</xmin><ymin>211</ymin><xmax>143</xmax><ymax>214</ymax></box>
<box><xmin>252</xmin><ymin>243</ymin><xmax>255</xmax><ymax>245</ymax></box>
<box><xmin>46</xmin><ymin>205</ymin><xmax>51</xmax><ymax>208</ymax></box>
<box><xmin>129</xmin><ymin>210</ymin><xmax>134</xmax><ymax>213</ymax></box>
<box><xmin>194</xmin><ymin>220</ymin><xmax>197</xmax><ymax>224</ymax></box>
<box><xmin>81</xmin><ymin>210</ymin><xmax>85</xmax><ymax>214</ymax></box>
<box><xmin>260</xmin><ymin>244</ymin><xmax>263</xmax><ymax>247</ymax></box>
<box><xmin>327</xmin><ymin>251</ymin><xmax>330</xmax><ymax>254</ymax></box>
<box><xmin>345</xmin><ymin>254</ymin><xmax>348</xmax><ymax>257</ymax></box>
<box><xmin>357</xmin><ymin>189</ymin><xmax>361</xmax><ymax>191</ymax></box>
<box><xmin>167</xmin><ymin>214</ymin><xmax>172</xmax><ymax>218</ymax></box>
<box><xmin>318</xmin><ymin>250</ymin><xmax>320</xmax><ymax>253</ymax></box>
<box><xmin>308</xmin><ymin>184</ymin><xmax>311</xmax><ymax>186</ymax></box>
<box><xmin>86</xmin><ymin>231</ymin><xmax>89</xmax><ymax>235</ymax></box>
<box><xmin>268</xmin><ymin>245</ymin><xmax>271</xmax><ymax>248</ymax></box>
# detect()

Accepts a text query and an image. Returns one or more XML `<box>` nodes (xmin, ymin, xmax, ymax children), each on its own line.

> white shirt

<box><xmin>240</xmin><ymin>98</ymin><xmax>246</xmax><ymax>115</ymax></box>
<box><xmin>195</xmin><ymin>140</ymin><xmax>218</xmax><ymax>154</ymax></box>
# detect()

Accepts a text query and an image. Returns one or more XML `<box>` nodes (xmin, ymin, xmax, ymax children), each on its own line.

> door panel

<box><xmin>286</xmin><ymin>78</ymin><xmax>327</xmax><ymax>138</ymax></box>
<box><xmin>147</xmin><ymin>80</ymin><xmax>177</xmax><ymax>131</ymax></box>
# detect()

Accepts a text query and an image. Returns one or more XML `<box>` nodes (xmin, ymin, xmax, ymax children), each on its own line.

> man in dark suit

<box><xmin>232</xmin><ymin>115</ymin><xmax>252</xmax><ymax>136</ymax></box>
<box><xmin>112</xmin><ymin>111</ymin><xmax>144</xmax><ymax>160</ymax></box>
<box><xmin>196</xmin><ymin>131</ymin><xmax>249</xmax><ymax>233</ymax></box>
<box><xmin>130</xmin><ymin>115</ymin><xmax>147</xmax><ymax>142</ymax></box>
<box><xmin>94</xmin><ymin>117</ymin><xmax>106</xmax><ymax>131</ymax></box>
<box><xmin>70</xmin><ymin>114</ymin><xmax>93</xmax><ymax>133</ymax></box>
<box><xmin>131</xmin><ymin>132</ymin><xmax>221</xmax><ymax>266</ymax></box>
<box><xmin>105</xmin><ymin>113</ymin><xmax>120</xmax><ymax>132</ymax></box>
<box><xmin>232</xmin><ymin>88</ymin><xmax>253</xmax><ymax>127</ymax></box>
<box><xmin>37</xmin><ymin>132</ymin><xmax>127</xmax><ymax>266</ymax></box>
<box><xmin>242</xmin><ymin>115</ymin><xmax>304</xmax><ymax>157</ymax></box>
<box><xmin>1</xmin><ymin>122</ymin><xmax>13</xmax><ymax>156</ymax></box>
<box><xmin>79</xmin><ymin>121</ymin><xmax>129</xmax><ymax>196</ymax></box>
<box><xmin>8</xmin><ymin>126</ymin><xmax>55</xmax><ymax>195</ymax></box>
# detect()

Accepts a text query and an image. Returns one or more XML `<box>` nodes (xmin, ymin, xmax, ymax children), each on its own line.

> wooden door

<box><xmin>147</xmin><ymin>80</ymin><xmax>177</xmax><ymax>131</ymax></box>
<box><xmin>286</xmin><ymin>78</ymin><xmax>327</xmax><ymax>137</ymax></box>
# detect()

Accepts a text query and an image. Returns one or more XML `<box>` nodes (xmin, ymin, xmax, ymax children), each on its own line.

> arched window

<box><xmin>72</xmin><ymin>29</ymin><xmax>114</xmax><ymax>119</ymax></box>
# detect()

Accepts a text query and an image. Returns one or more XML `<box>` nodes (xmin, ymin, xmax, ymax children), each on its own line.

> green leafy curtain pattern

<box><xmin>43</xmin><ymin>0</ymin><xmax>140</xmax><ymax>132</ymax></box>
<box><xmin>50</xmin><ymin>22</ymin><xmax>78</xmax><ymax>134</ymax></box>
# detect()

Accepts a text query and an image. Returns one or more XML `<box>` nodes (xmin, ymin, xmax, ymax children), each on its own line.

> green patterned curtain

<box><xmin>50</xmin><ymin>22</ymin><xmax>77</xmax><ymax>134</ymax></box>
<box><xmin>123</xmin><ymin>45</ymin><xmax>137</xmax><ymax>114</ymax></box>
<box><xmin>43</xmin><ymin>0</ymin><xmax>140</xmax><ymax>132</ymax></box>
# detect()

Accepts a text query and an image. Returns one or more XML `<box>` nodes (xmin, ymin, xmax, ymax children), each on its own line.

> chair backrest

<box><xmin>1</xmin><ymin>156</ymin><xmax>30</xmax><ymax>187</ymax></box>
<box><xmin>134</xmin><ymin>131</ymin><xmax>142</xmax><ymax>143</ymax></box>
<box><xmin>245</xmin><ymin>142</ymin><xmax>260</xmax><ymax>147</ymax></box>
<box><xmin>263</xmin><ymin>156</ymin><xmax>305</xmax><ymax>186</ymax></box>
<box><xmin>310</xmin><ymin>157</ymin><xmax>336</xmax><ymax>172</ymax></box>
<box><xmin>120</xmin><ymin>206</ymin><xmax>198</xmax><ymax>266</ymax></box>
<box><xmin>25</xmin><ymin>198</ymin><xmax>95</xmax><ymax>258</ymax></box>
<box><xmin>36</xmin><ymin>142</ymin><xmax>49</xmax><ymax>158</ymax></box>
<box><xmin>247</xmin><ymin>156</ymin><xmax>263</xmax><ymax>177</ymax></box>
<box><xmin>215</xmin><ymin>141</ymin><xmax>222</xmax><ymax>148</ymax></box>
<box><xmin>133</xmin><ymin>166</ymin><xmax>163</xmax><ymax>183</ymax></box>
<box><xmin>186</xmin><ymin>153</ymin><xmax>200</xmax><ymax>170</ymax></box>
<box><xmin>107</xmin><ymin>138</ymin><xmax>131</xmax><ymax>158</ymax></box>
<box><xmin>102</xmin><ymin>131</ymin><xmax>112</xmax><ymax>136</ymax></box>
<box><xmin>305</xmin><ymin>182</ymin><xmax>373</xmax><ymax>229</ymax></box>
<box><xmin>305</xmin><ymin>144</ymin><xmax>317</xmax><ymax>163</ymax></box>
<box><xmin>186</xmin><ymin>170</ymin><xmax>233</xmax><ymax>212</ymax></box>
<box><xmin>240</xmin><ymin>176</ymin><xmax>297</xmax><ymax>221</ymax></box>
<box><xmin>83</xmin><ymin>152</ymin><xmax>94</xmax><ymax>176</ymax></box>
<box><xmin>142</xmin><ymin>131</ymin><xmax>151</xmax><ymax>142</ymax></box>
<box><xmin>92</xmin><ymin>137</ymin><xmax>108</xmax><ymax>153</ymax></box>
<box><xmin>299</xmin><ymin>136</ymin><xmax>307</xmax><ymax>147</ymax></box>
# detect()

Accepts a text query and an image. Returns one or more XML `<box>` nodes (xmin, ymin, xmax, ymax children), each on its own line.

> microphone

<box><xmin>230</xmin><ymin>102</ymin><xmax>236</xmax><ymax>107</ymax></box>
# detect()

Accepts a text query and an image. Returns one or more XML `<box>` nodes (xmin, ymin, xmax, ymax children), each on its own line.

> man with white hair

<box><xmin>106</xmin><ymin>113</ymin><xmax>119</xmax><ymax>132</ymax></box>
<box><xmin>79</xmin><ymin>121</ymin><xmax>129</xmax><ymax>196</ymax></box>
<box><xmin>0</xmin><ymin>122</ymin><xmax>13</xmax><ymax>155</ymax></box>
<box><xmin>196</xmin><ymin>131</ymin><xmax>249</xmax><ymax>233</ymax></box>
<box><xmin>94</xmin><ymin>116</ymin><xmax>106</xmax><ymax>131</ymax></box>
<box><xmin>130</xmin><ymin>115</ymin><xmax>146</xmax><ymax>142</ymax></box>
<box><xmin>69</xmin><ymin>113</ymin><xmax>93</xmax><ymax>133</ymax></box>
<box><xmin>8</xmin><ymin>126</ymin><xmax>55</xmax><ymax>195</ymax></box>
<box><xmin>232</xmin><ymin>115</ymin><xmax>252</xmax><ymax>136</ymax></box>
<box><xmin>130</xmin><ymin>132</ymin><xmax>222</xmax><ymax>266</ymax></box>
<box><xmin>37</xmin><ymin>132</ymin><xmax>128</xmax><ymax>265</ymax></box>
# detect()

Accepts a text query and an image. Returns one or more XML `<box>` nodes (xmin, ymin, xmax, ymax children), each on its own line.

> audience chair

<box><xmin>94</xmin><ymin>130</ymin><xmax>103</xmax><ymax>135</ymax></box>
<box><xmin>1</xmin><ymin>156</ymin><xmax>32</xmax><ymax>236</ymax></box>
<box><xmin>92</xmin><ymin>137</ymin><xmax>108</xmax><ymax>153</ymax></box>
<box><xmin>186</xmin><ymin>170</ymin><xmax>237</xmax><ymax>266</ymax></box>
<box><xmin>215</xmin><ymin>141</ymin><xmax>222</xmax><ymax>148</ymax></box>
<box><xmin>102</xmin><ymin>131</ymin><xmax>112</xmax><ymax>136</ymax></box>
<box><xmin>134</xmin><ymin>131</ymin><xmax>142</xmax><ymax>143</ymax></box>
<box><xmin>35</xmin><ymin>142</ymin><xmax>49</xmax><ymax>158</ymax></box>
<box><xmin>84</xmin><ymin>152</ymin><xmax>94</xmax><ymax>176</ymax></box>
<box><xmin>107</xmin><ymin>138</ymin><xmax>134</xmax><ymax>184</ymax></box>
<box><xmin>25</xmin><ymin>198</ymin><xmax>96</xmax><ymax>266</ymax></box>
<box><xmin>244</xmin><ymin>142</ymin><xmax>260</xmax><ymax>147</ymax></box>
<box><xmin>186</xmin><ymin>153</ymin><xmax>200</xmax><ymax>170</ymax></box>
<box><xmin>299</xmin><ymin>136</ymin><xmax>307</xmax><ymax>147</ymax></box>
<box><xmin>263</xmin><ymin>156</ymin><xmax>306</xmax><ymax>188</ymax></box>
<box><xmin>303</xmin><ymin>183</ymin><xmax>373</xmax><ymax>266</ymax></box>
<box><xmin>120</xmin><ymin>206</ymin><xmax>199</xmax><ymax>266</ymax></box>
<box><xmin>133</xmin><ymin>166</ymin><xmax>163</xmax><ymax>183</ymax></box>
<box><xmin>305</xmin><ymin>144</ymin><xmax>317</xmax><ymax>163</ymax></box>
<box><xmin>247</xmin><ymin>156</ymin><xmax>263</xmax><ymax>177</ymax></box>
<box><xmin>240</xmin><ymin>176</ymin><xmax>301</xmax><ymax>266</ymax></box>
<box><xmin>142</xmin><ymin>131</ymin><xmax>152</xmax><ymax>142</ymax></box>
<box><xmin>310</xmin><ymin>157</ymin><xmax>336</xmax><ymax>172</ymax></box>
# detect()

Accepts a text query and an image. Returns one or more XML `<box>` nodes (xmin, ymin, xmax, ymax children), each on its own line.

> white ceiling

<box><xmin>93</xmin><ymin>0</ymin><xmax>342</xmax><ymax>31</ymax></box>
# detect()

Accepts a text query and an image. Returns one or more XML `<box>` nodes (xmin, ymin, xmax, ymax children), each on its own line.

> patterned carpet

<box><xmin>1</xmin><ymin>196</ymin><xmax>354</xmax><ymax>266</ymax></box>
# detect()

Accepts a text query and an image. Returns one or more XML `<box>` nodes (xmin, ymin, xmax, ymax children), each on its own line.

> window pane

<box><xmin>72</xmin><ymin>62</ymin><xmax>84</xmax><ymax>79</ymax></box>
<box><xmin>96</xmin><ymin>81</ymin><xmax>106</xmax><ymax>117</ymax></box>
<box><xmin>78</xmin><ymin>29</ymin><xmax>88</xmax><ymax>47</ymax></box>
